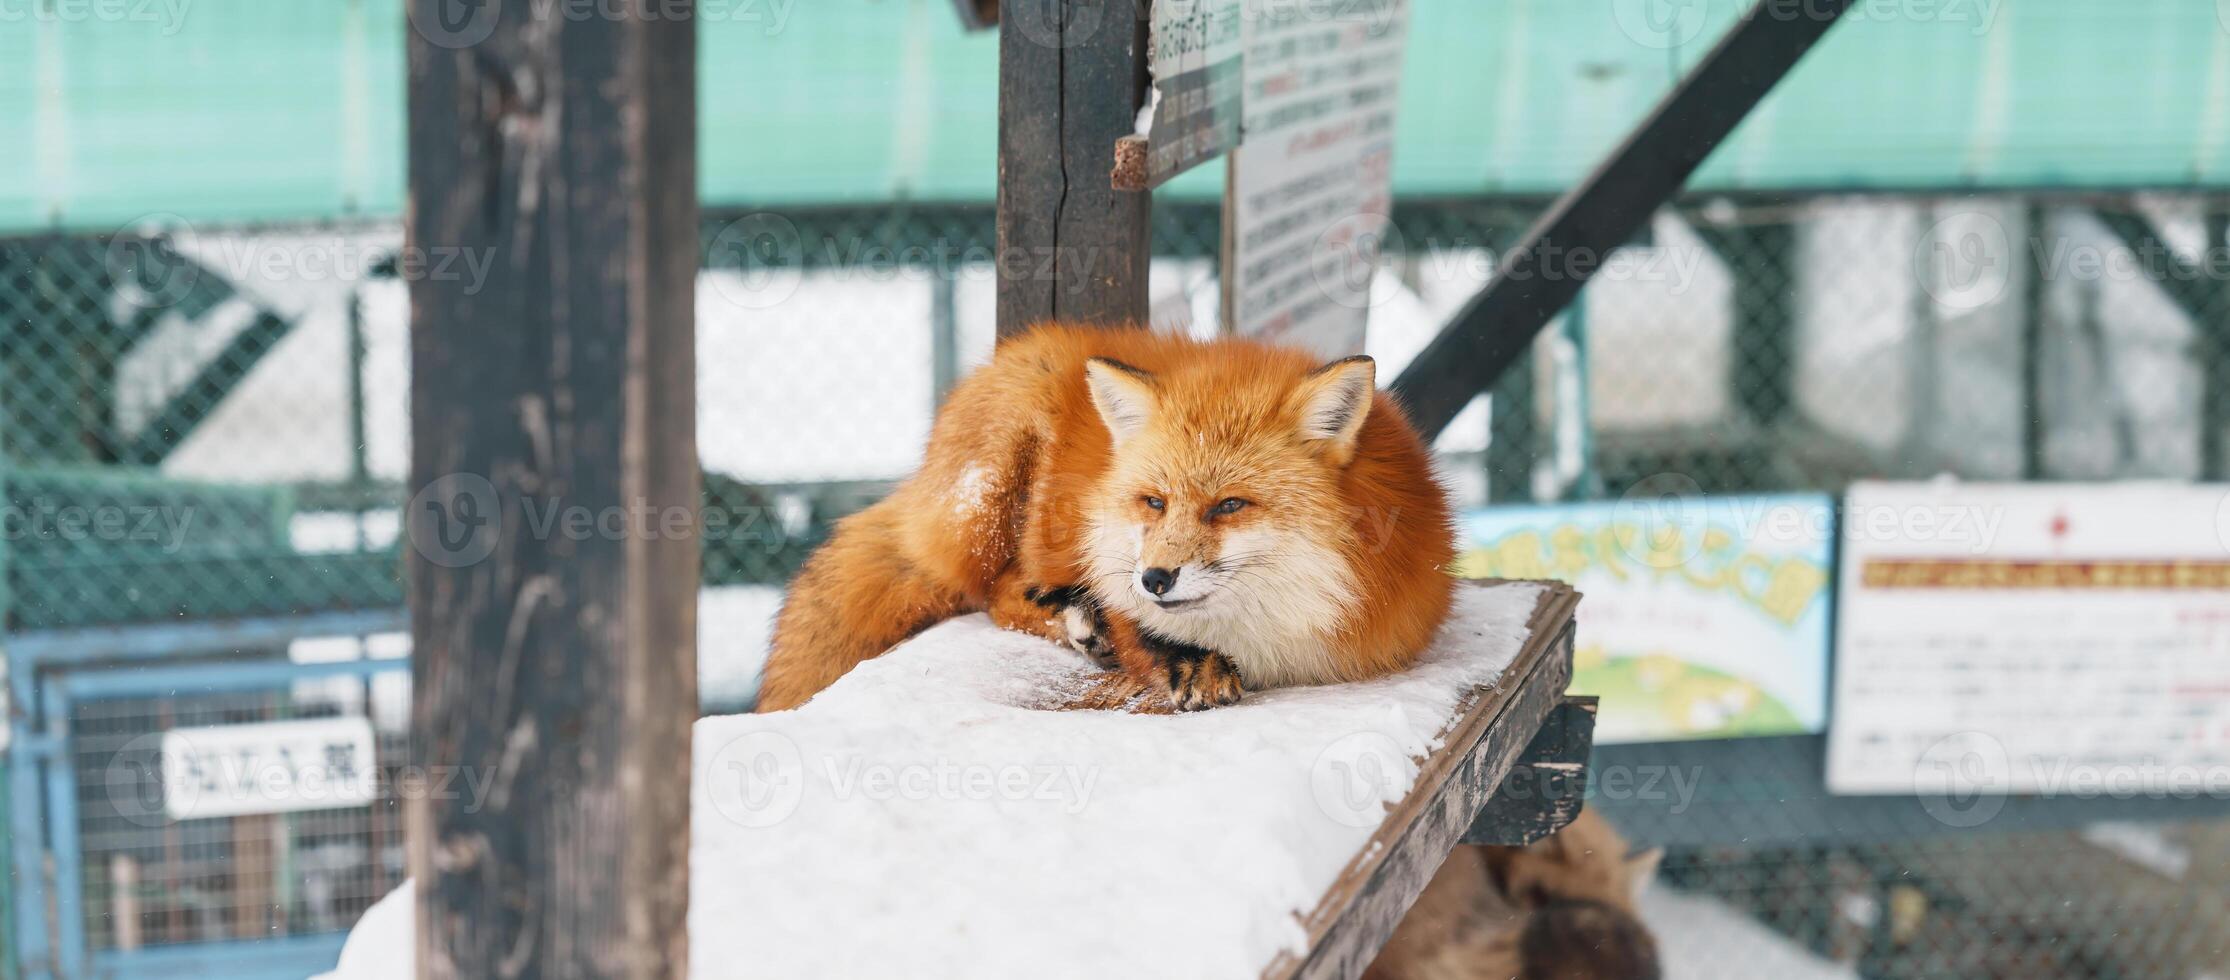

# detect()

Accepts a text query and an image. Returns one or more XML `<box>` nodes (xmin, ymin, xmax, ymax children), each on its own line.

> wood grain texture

<box><xmin>1463</xmin><ymin>697</ymin><xmax>1597</xmax><ymax>847</ymax></box>
<box><xmin>995</xmin><ymin>0</ymin><xmax>1152</xmax><ymax>336</ymax></box>
<box><xmin>404</xmin><ymin>3</ymin><xmax>698</xmax><ymax>977</ymax></box>
<box><xmin>1261</xmin><ymin>581</ymin><xmax>1580</xmax><ymax>980</ymax></box>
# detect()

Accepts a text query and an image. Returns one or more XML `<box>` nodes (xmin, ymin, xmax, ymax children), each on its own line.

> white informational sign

<box><xmin>1458</xmin><ymin>495</ymin><xmax>1835</xmax><ymax>744</ymax></box>
<box><xmin>1226</xmin><ymin>0</ymin><xmax>1409</xmax><ymax>359</ymax></box>
<box><xmin>1142</xmin><ymin>0</ymin><xmax>1243</xmax><ymax>186</ymax></box>
<box><xmin>162</xmin><ymin>716</ymin><xmax>378</xmax><ymax>819</ymax></box>
<box><xmin>1827</xmin><ymin>481</ymin><xmax>2230</xmax><ymax>796</ymax></box>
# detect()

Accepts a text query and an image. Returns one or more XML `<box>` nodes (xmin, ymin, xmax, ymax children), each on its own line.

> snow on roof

<box><xmin>321</xmin><ymin>582</ymin><xmax>1545</xmax><ymax>979</ymax></box>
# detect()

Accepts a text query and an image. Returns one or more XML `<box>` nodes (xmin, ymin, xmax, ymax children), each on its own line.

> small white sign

<box><xmin>161</xmin><ymin>717</ymin><xmax>378</xmax><ymax>819</ymax></box>
<box><xmin>1827</xmin><ymin>481</ymin><xmax>2230</xmax><ymax>796</ymax></box>
<box><xmin>1142</xmin><ymin>0</ymin><xmax>1243</xmax><ymax>185</ymax></box>
<box><xmin>1226</xmin><ymin>0</ymin><xmax>1409</xmax><ymax>359</ymax></box>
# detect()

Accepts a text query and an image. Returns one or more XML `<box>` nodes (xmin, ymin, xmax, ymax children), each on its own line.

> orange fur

<box><xmin>1367</xmin><ymin>812</ymin><xmax>1665</xmax><ymax>980</ymax></box>
<box><xmin>755</xmin><ymin>323</ymin><xmax>1455</xmax><ymax>713</ymax></box>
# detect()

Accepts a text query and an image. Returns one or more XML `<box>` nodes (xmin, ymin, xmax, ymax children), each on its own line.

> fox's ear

<box><xmin>1293</xmin><ymin>356</ymin><xmax>1375</xmax><ymax>463</ymax></box>
<box><xmin>1085</xmin><ymin>358</ymin><xmax>1158</xmax><ymax>445</ymax></box>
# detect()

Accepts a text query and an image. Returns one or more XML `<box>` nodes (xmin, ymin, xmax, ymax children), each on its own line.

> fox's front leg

<box><xmin>1103</xmin><ymin>615</ymin><xmax>1244</xmax><ymax>711</ymax></box>
<box><xmin>987</xmin><ymin>570</ymin><xmax>1116</xmax><ymax>669</ymax></box>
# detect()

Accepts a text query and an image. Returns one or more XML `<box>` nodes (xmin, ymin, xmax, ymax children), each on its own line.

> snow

<box><xmin>315</xmin><ymin>582</ymin><xmax>1544</xmax><ymax>979</ymax></box>
<box><xmin>697</xmin><ymin>585</ymin><xmax>785</xmax><ymax>710</ymax></box>
<box><xmin>946</xmin><ymin>461</ymin><xmax>999</xmax><ymax>522</ymax></box>
<box><xmin>1639</xmin><ymin>886</ymin><xmax>1859</xmax><ymax>980</ymax></box>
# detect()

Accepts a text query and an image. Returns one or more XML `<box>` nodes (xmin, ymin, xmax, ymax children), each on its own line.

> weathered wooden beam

<box><xmin>995</xmin><ymin>0</ymin><xmax>1152</xmax><ymax>337</ymax></box>
<box><xmin>1388</xmin><ymin>0</ymin><xmax>1854</xmax><ymax>438</ymax></box>
<box><xmin>404</xmin><ymin>2</ymin><xmax>698</xmax><ymax>977</ymax></box>
<box><xmin>1264</xmin><ymin>582</ymin><xmax>1580</xmax><ymax>980</ymax></box>
<box><xmin>1463</xmin><ymin>697</ymin><xmax>1597</xmax><ymax>847</ymax></box>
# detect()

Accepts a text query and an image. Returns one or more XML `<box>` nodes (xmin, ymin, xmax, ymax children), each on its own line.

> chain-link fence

<box><xmin>6</xmin><ymin>189</ymin><xmax>2229</xmax><ymax>977</ymax></box>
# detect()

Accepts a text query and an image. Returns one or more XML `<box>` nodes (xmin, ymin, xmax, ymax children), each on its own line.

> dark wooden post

<box><xmin>404</xmin><ymin>2</ymin><xmax>698</xmax><ymax>976</ymax></box>
<box><xmin>995</xmin><ymin>0</ymin><xmax>1152</xmax><ymax>337</ymax></box>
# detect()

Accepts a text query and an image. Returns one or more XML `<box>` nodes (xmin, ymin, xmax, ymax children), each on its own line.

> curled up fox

<box><xmin>755</xmin><ymin>323</ymin><xmax>1456</xmax><ymax>712</ymax></box>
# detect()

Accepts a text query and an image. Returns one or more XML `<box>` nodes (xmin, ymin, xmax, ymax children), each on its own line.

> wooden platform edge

<box><xmin>1261</xmin><ymin>580</ymin><xmax>1581</xmax><ymax>980</ymax></box>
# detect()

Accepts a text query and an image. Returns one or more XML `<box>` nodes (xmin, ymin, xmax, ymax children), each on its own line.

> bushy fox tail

<box><xmin>754</xmin><ymin>499</ymin><xmax>969</xmax><ymax>712</ymax></box>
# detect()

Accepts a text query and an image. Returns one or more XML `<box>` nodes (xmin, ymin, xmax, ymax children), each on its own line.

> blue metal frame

<box><xmin>91</xmin><ymin>934</ymin><xmax>348</xmax><ymax>980</ymax></box>
<box><xmin>6</xmin><ymin>613</ymin><xmax>407</xmax><ymax>980</ymax></box>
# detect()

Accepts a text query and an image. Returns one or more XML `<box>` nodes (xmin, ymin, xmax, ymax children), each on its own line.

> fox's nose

<box><xmin>1140</xmin><ymin>567</ymin><xmax>1178</xmax><ymax>596</ymax></box>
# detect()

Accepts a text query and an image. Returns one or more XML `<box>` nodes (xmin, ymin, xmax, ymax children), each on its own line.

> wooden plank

<box><xmin>1387</xmin><ymin>0</ymin><xmax>1854</xmax><ymax>438</ymax></box>
<box><xmin>404</xmin><ymin>3</ymin><xmax>698</xmax><ymax>977</ymax></box>
<box><xmin>995</xmin><ymin>0</ymin><xmax>1152</xmax><ymax>336</ymax></box>
<box><xmin>1463</xmin><ymin>697</ymin><xmax>1597</xmax><ymax>847</ymax></box>
<box><xmin>1262</xmin><ymin>581</ymin><xmax>1579</xmax><ymax>980</ymax></box>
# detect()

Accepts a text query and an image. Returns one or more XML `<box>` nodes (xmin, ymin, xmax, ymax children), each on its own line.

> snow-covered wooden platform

<box><xmin>322</xmin><ymin>580</ymin><xmax>1583</xmax><ymax>980</ymax></box>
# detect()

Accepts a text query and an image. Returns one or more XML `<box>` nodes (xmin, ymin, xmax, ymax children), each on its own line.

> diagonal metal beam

<box><xmin>117</xmin><ymin>310</ymin><xmax>295</xmax><ymax>465</ymax></box>
<box><xmin>2092</xmin><ymin>207</ymin><xmax>2230</xmax><ymax>478</ymax></box>
<box><xmin>1389</xmin><ymin>0</ymin><xmax>1854</xmax><ymax>438</ymax></box>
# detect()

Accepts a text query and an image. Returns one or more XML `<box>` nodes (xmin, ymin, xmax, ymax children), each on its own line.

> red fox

<box><xmin>1367</xmin><ymin>812</ymin><xmax>1664</xmax><ymax>980</ymax></box>
<box><xmin>755</xmin><ymin>324</ymin><xmax>1456</xmax><ymax>712</ymax></box>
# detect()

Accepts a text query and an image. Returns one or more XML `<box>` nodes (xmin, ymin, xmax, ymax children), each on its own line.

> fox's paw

<box><xmin>1026</xmin><ymin>585</ymin><xmax>1115</xmax><ymax>670</ymax></box>
<box><xmin>1060</xmin><ymin>603</ymin><xmax>1117</xmax><ymax>669</ymax></box>
<box><xmin>1165</xmin><ymin>653</ymin><xmax>1245</xmax><ymax>711</ymax></box>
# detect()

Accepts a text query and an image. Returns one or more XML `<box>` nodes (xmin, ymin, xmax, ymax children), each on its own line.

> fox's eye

<box><xmin>1144</xmin><ymin>495</ymin><xmax>1166</xmax><ymax>511</ymax></box>
<box><xmin>1212</xmin><ymin>497</ymin><xmax>1248</xmax><ymax>516</ymax></box>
